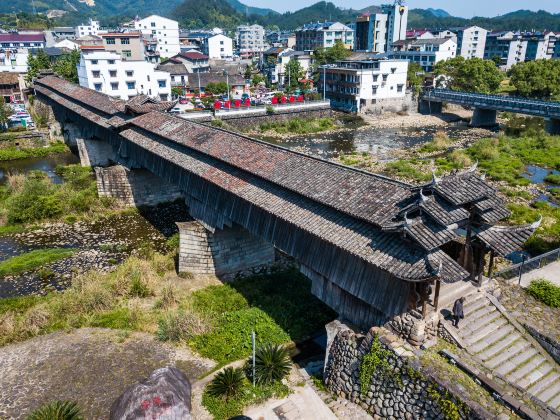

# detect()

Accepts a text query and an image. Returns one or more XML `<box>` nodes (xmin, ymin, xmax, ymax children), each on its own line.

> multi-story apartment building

<box><xmin>524</xmin><ymin>32</ymin><xmax>557</xmax><ymax>61</ymax></box>
<box><xmin>99</xmin><ymin>32</ymin><xmax>144</xmax><ymax>61</ymax></box>
<box><xmin>134</xmin><ymin>15</ymin><xmax>180</xmax><ymax>59</ymax></box>
<box><xmin>295</xmin><ymin>22</ymin><xmax>354</xmax><ymax>51</ymax></box>
<box><xmin>165</xmin><ymin>51</ymin><xmax>210</xmax><ymax>73</ymax></box>
<box><xmin>554</xmin><ymin>40</ymin><xmax>560</xmax><ymax>59</ymax></box>
<box><xmin>484</xmin><ymin>32</ymin><xmax>527</xmax><ymax>69</ymax></box>
<box><xmin>237</xmin><ymin>24</ymin><xmax>266</xmax><ymax>58</ymax></box>
<box><xmin>202</xmin><ymin>34</ymin><xmax>233</xmax><ymax>60</ymax></box>
<box><xmin>391</xmin><ymin>38</ymin><xmax>457</xmax><ymax>72</ymax></box>
<box><xmin>77</xmin><ymin>49</ymin><xmax>171</xmax><ymax>100</ymax></box>
<box><xmin>0</xmin><ymin>33</ymin><xmax>46</xmax><ymax>73</ymax></box>
<box><xmin>454</xmin><ymin>26</ymin><xmax>487</xmax><ymax>59</ymax></box>
<box><xmin>320</xmin><ymin>58</ymin><xmax>408</xmax><ymax>113</ymax></box>
<box><xmin>75</xmin><ymin>20</ymin><xmax>100</xmax><ymax>38</ymax></box>
<box><xmin>354</xmin><ymin>3</ymin><xmax>407</xmax><ymax>53</ymax></box>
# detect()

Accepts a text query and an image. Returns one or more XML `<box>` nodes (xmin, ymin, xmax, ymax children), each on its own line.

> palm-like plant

<box><xmin>27</xmin><ymin>401</ymin><xmax>83</xmax><ymax>420</ymax></box>
<box><xmin>254</xmin><ymin>344</ymin><xmax>292</xmax><ymax>385</ymax></box>
<box><xmin>207</xmin><ymin>367</ymin><xmax>245</xmax><ymax>401</ymax></box>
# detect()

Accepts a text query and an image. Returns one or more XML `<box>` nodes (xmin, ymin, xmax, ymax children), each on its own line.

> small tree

<box><xmin>171</xmin><ymin>86</ymin><xmax>184</xmax><ymax>98</ymax></box>
<box><xmin>253</xmin><ymin>344</ymin><xmax>291</xmax><ymax>385</ymax></box>
<box><xmin>205</xmin><ymin>81</ymin><xmax>229</xmax><ymax>96</ymax></box>
<box><xmin>206</xmin><ymin>367</ymin><xmax>245</xmax><ymax>402</ymax></box>
<box><xmin>26</xmin><ymin>49</ymin><xmax>51</xmax><ymax>83</ymax></box>
<box><xmin>407</xmin><ymin>62</ymin><xmax>424</xmax><ymax>97</ymax></box>
<box><xmin>284</xmin><ymin>59</ymin><xmax>304</xmax><ymax>92</ymax></box>
<box><xmin>508</xmin><ymin>60</ymin><xmax>560</xmax><ymax>99</ymax></box>
<box><xmin>52</xmin><ymin>49</ymin><xmax>81</xmax><ymax>83</ymax></box>
<box><xmin>433</xmin><ymin>56</ymin><xmax>503</xmax><ymax>94</ymax></box>
<box><xmin>0</xmin><ymin>96</ymin><xmax>12</xmax><ymax>130</ymax></box>
<box><xmin>27</xmin><ymin>401</ymin><xmax>83</xmax><ymax>420</ymax></box>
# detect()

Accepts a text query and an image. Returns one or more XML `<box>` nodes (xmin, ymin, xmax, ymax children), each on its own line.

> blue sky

<box><xmin>242</xmin><ymin>0</ymin><xmax>560</xmax><ymax>17</ymax></box>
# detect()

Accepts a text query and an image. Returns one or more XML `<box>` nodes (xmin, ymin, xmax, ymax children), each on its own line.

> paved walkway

<box><xmin>244</xmin><ymin>383</ymin><xmax>338</xmax><ymax>420</ymax></box>
<box><xmin>519</xmin><ymin>261</ymin><xmax>560</xmax><ymax>288</ymax></box>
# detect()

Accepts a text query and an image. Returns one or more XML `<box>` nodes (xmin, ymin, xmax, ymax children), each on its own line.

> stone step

<box><xmin>438</xmin><ymin>282</ymin><xmax>480</xmax><ymax>310</ymax></box>
<box><xmin>546</xmin><ymin>391</ymin><xmax>560</xmax><ymax>409</ymax></box>
<box><xmin>501</xmin><ymin>354</ymin><xmax>545</xmax><ymax>382</ymax></box>
<box><xmin>485</xmin><ymin>340</ymin><xmax>531</xmax><ymax>369</ymax></box>
<box><xmin>496</xmin><ymin>347</ymin><xmax>537</xmax><ymax>376</ymax></box>
<box><xmin>464</xmin><ymin>304</ymin><xmax>497</xmax><ymax>326</ymax></box>
<box><xmin>537</xmin><ymin>375</ymin><xmax>560</xmax><ymax>404</ymax></box>
<box><xmin>517</xmin><ymin>362</ymin><xmax>553</xmax><ymax>389</ymax></box>
<box><xmin>463</xmin><ymin>317</ymin><xmax>508</xmax><ymax>345</ymax></box>
<box><xmin>526</xmin><ymin>371</ymin><xmax>560</xmax><ymax>396</ymax></box>
<box><xmin>475</xmin><ymin>329</ymin><xmax>521</xmax><ymax>359</ymax></box>
<box><xmin>463</xmin><ymin>296</ymin><xmax>489</xmax><ymax>316</ymax></box>
<box><xmin>462</xmin><ymin>310</ymin><xmax>501</xmax><ymax>334</ymax></box>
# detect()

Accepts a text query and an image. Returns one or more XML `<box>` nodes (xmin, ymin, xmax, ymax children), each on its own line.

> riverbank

<box><xmin>361</xmin><ymin>107</ymin><xmax>473</xmax><ymax>129</ymax></box>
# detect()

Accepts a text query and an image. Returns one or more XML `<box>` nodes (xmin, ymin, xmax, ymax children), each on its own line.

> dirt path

<box><xmin>0</xmin><ymin>328</ymin><xmax>215</xmax><ymax>419</ymax></box>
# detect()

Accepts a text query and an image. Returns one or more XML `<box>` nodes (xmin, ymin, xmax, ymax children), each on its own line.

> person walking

<box><xmin>452</xmin><ymin>297</ymin><xmax>465</xmax><ymax>328</ymax></box>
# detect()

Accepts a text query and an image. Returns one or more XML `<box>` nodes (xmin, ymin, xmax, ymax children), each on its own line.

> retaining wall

<box><xmin>215</xmin><ymin>107</ymin><xmax>332</xmax><ymax>130</ymax></box>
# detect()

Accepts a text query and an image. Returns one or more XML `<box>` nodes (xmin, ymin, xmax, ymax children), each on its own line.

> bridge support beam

<box><xmin>418</xmin><ymin>99</ymin><xmax>442</xmax><ymax>115</ymax></box>
<box><xmin>64</xmin><ymin>123</ymin><xmax>115</xmax><ymax>167</ymax></box>
<box><xmin>470</xmin><ymin>108</ymin><xmax>497</xmax><ymax>128</ymax></box>
<box><xmin>545</xmin><ymin>118</ymin><xmax>560</xmax><ymax>135</ymax></box>
<box><xmin>95</xmin><ymin>166</ymin><xmax>183</xmax><ymax>207</ymax></box>
<box><xmin>176</xmin><ymin>221</ymin><xmax>276</xmax><ymax>280</ymax></box>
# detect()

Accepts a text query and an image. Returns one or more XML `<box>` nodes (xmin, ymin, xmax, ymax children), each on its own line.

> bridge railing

<box><xmin>491</xmin><ymin>247</ymin><xmax>560</xmax><ymax>282</ymax></box>
<box><xmin>423</xmin><ymin>88</ymin><xmax>560</xmax><ymax>116</ymax></box>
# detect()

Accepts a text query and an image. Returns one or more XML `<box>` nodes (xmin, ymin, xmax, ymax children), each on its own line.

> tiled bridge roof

<box><xmin>34</xmin><ymin>75</ymin><xmax>540</xmax><ymax>284</ymax></box>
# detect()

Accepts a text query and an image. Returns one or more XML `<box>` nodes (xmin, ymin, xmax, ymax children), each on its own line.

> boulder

<box><xmin>109</xmin><ymin>366</ymin><xmax>192</xmax><ymax>420</ymax></box>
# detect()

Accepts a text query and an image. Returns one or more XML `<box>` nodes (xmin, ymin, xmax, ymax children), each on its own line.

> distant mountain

<box><xmin>172</xmin><ymin>0</ymin><xmax>244</xmax><ymax>28</ymax></box>
<box><xmin>425</xmin><ymin>8</ymin><xmax>450</xmax><ymax>18</ymax></box>
<box><xmin>224</xmin><ymin>0</ymin><xmax>278</xmax><ymax>17</ymax></box>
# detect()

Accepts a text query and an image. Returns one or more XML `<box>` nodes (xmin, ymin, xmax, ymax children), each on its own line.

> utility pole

<box><xmin>323</xmin><ymin>66</ymin><xmax>326</xmax><ymax>100</ymax></box>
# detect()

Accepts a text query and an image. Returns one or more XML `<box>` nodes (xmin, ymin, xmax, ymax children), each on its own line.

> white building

<box><xmin>77</xmin><ymin>50</ymin><xmax>171</xmax><ymax>100</ymax></box>
<box><xmin>322</xmin><ymin>58</ymin><xmax>408</xmax><ymax>113</ymax></box>
<box><xmin>237</xmin><ymin>24</ymin><xmax>266</xmax><ymax>58</ymax></box>
<box><xmin>0</xmin><ymin>33</ymin><xmax>46</xmax><ymax>73</ymax></box>
<box><xmin>382</xmin><ymin>3</ymin><xmax>408</xmax><ymax>50</ymax></box>
<box><xmin>354</xmin><ymin>4</ymin><xmax>407</xmax><ymax>53</ymax></box>
<box><xmin>75</xmin><ymin>20</ymin><xmax>100</xmax><ymax>38</ymax></box>
<box><xmin>203</xmin><ymin>34</ymin><xmax>233</xmax><ymax>60</ymax></box>
<box><xmin>484</xmin><ymin>32</ymin><xmax>528</xmax><ymax>69</ymax></box>
<box><xmin>391</xmin><ymin>38</ymin><xmax>457</xmax><ymax>72</ymax></box>
<box><xmin>295</xmin><ymin>22</ymin><xmax>354</xmax><ymax>51</ymax></box>
<box><xmin>54</xmin><ymin>39</ymin><xmax>79</xmax><ymax>50</ymax></box>
<box><xmin>135</xmin><ymin>15</ymin><xmax>180</xmax><ymax>58</ymax></box>
<box><xmin>0</xmin><ymin>50</ymin><xmax>28</xmax><ymax>73</ymax></box>
<box><xmin>454</xmin><ymin>26</ymin><xmax>487</xmax><ymax>59</ymax></box>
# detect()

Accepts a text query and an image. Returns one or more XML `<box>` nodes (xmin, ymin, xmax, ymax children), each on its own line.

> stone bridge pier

<box><xmin>418</xmin><ymin>99</ymin><xmax>442</xmax><ymax>115</ymax></box>
<box><xmin>545</xmin><ymin>118</ymin><xmax>560</xmax><ymax>135</ymax></box>
<box><xmin>176</xmin><ymin>221</ymin><xmax>276</xmax><ymax>280</ymax></box>
<box><xmin>64</xmin><ymin>122</ymin><xmax>116</xmax><ymax>167</ymax></box>
<box><xmin>470</xmin><ymin>108</ymin><xmax>498</xmax><ymax>128</ymax></box>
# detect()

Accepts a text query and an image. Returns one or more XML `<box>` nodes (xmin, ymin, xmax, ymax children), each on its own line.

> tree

<box><xmin>52</xmin><ymin>49</ymin><xmax>81</xmax><ymax>83</ymax></box>
<box><xmin>0</xmin><ymin>97</ymin><xmax>12</xmax><ymax>130</ymax></box>
<box><xmin>433</xmin><ymin>56</ymin><xmax>504</xmax><ymax>94</ymax></box>
<box><xmin>407</xmin><ymin>62</ymin><xmax>424</xmax><ymax>97</ymax></box>
<box><xmin>26</xmin><ymin>49</ymin><xmax>51</xmax><ymax>83</ymax></box>
<box><xmin>251</xmin><ymin>73</ymin><xmax>266</xmax><ymax>86</ymax></box>
<box><xmin>171</xmin><ymin>86</ymin><xmax>184</xmax><ymax>98</ymax></box>
<box><xmin>284</xmin><ymin>59</ymin><xmax>304</xmax><ymax>92</ymax></box>
<box><xmin>206</xmin><ymin>367</ymin><xmax>245</xmax><ymax>402</ymax></box>
<box><xmin>244</xmin><ymin>64</ymin><xmax>254</xmax><ymax>79</ymax></box>
<box><xmin>508</xmin><ymin>60</ymin><xmax>560</xmax><ymax>100</ymax></box>
<box><xmin>204</xmin><ymin>81</ymin><xmax>229</xmax><ymax>95</ymax></box>
<box><xmin>314</xmin><ymin>39</ymin><xmax>351</xmax><ymax>65</ymax></box>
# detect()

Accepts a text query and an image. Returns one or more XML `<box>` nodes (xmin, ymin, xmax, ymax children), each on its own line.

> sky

<box><xmin>241</xmin><ymin>0</ymin><xmax>560</xmax><ymax>17</ymax></box>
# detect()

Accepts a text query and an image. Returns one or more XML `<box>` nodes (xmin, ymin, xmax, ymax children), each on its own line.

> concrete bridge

<box><xmin>33</xmin><ymin>75</ymin><xmax>539</xmax><ymax>345</ymax></box>
<box><xmin>419</xmin><ymin>88</ymin><xmax>560</xmax><ymax>134</ymax></box>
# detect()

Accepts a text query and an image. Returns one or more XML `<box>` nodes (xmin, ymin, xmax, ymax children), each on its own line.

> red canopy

<box><xmin>280</xmin><ymin>96</ymin><xmax>287</xmax><ymax>104</ymax></box>
<box><xmin>289</xmin><ymin>96</ymin><xmax>295</xmax><ymax>103</ymax></box>
<box><xmin>214</xmin><ymin>101</ymin><xmax>222</xmax><ymax>109</ymax></box>
<box><xmin>271</xmin><ymin>96</ymin><xmax>278</xmax><ymax>104</ymax></box>
<box><xmin>224</xmin><ymin>100</ymin><xmax>231</xmax><ymax>108</ymax></box>
<box><xmin>297</xmin><ymin>95</ymin><xmax>304</xmax><ymax>102</ymax></box>
<box><xmin>234</xmin><ymin>99</ymin><xmax>241</xmax><ymax>107</ymax></box>
<box><xmin>244</xmin><ymin>99</ymin><xmax>251</xmax><ymax>106</ymax></box>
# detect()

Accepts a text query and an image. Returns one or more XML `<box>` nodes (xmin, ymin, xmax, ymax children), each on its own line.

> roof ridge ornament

<box><xmin>404</xmin><ymin>211</ymin><xmax>412</xmax><ymax>226</ymax></box>
<box><xmin>530</xmin><ymin>215</ymin><xmax>543</xmax><ymax>230</ymax></box>
<box><xmin>419</xmin><ymin>188</ymin><xmax>430</xmax><ymax>202</ymax></box>
<box><xmin>480</xmin><ymin>172</ymin><xmax>486</xmax><ymax>180</ymax></box>
<box><xmin>466</xmin><ymin>160</ymin><xmax>478</xmax><ymax>173</ymax></box>
<box><xmin>431</xmin><ymin>168</ymin><xmax>441</xmax><ymax>185</ymax></box>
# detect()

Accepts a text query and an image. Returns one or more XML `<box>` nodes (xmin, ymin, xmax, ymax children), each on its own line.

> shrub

<box><xmin>527</xmin><ymin>279</ymin><xmax>560</xmax><ymax>308</ymax></box>
<box><xmin>544</xmin><ymin>173</ymin><xmax>560</xmax><ymax>185</ymax></box>
<box><xmin>0</xmin><ymin>248</ymin><xmax>76</xmax><ymax>277</ymax></box>
<box><xmin>265</xmin><ymin>105</ymin><xmax>274</xmax><ymax>115</ymax></box>
<box><xmin>211</xmin><ymin>119</ymin><xmax>224</xmax><ymax>128</ymax></box>
<box><xmin>27</xmin><ymin>401</ymin><xmax>83</xmax><ymax>420</ymax></box>
<box><xmin>206</xmin><ymin>367</ymin><xmax>245</xmax><ymax>402</ymax></box>
<box><xmin>165</xmin><ymin>233</ymin><xmax>180</xmax><ymax>252</ymax></box>
<box><xmin>157</xmin><ymin>310</ymin><xmax>209</xmax><ymax>342</ymax></box>
<box><xmin>252</xmin><ymin>343</ymin><xmax>292</xmax><ymax>385</ymax></box>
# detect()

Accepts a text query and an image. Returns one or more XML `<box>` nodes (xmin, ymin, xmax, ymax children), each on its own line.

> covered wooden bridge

<box><xmin>33</xmin><ymin>75</ymin><xmax>539</xmax><ymax>340</ymax></box>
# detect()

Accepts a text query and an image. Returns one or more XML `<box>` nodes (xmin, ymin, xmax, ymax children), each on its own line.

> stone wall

<box><xmin>176</xmin><ymin>221</ymin><xmax>276</xmax><ymax>279</ymax></box>
<box><xmin>386</xmin><ymin>310</ymin><xmax>438</xmax><ymax>346</ymax></box>
<box><xmin>214</xmin><ymin>108</ymin><xmax>332</xmax><ymax>130</ymax></box>
<box><xmin>361</xmin><ymin>93</ymin><xmax>417</xmax><ymax>116</ymax></box>
<box><xmin>324</xmin><ymin>320</ymin><xmax>491</xmax><ymax>420</ymax></box>
<box><xmin>524</xmin><ymin>324</ymin><xmax>560</xmax><ymax>365</ymax></box>
<box><xmin>95</xmin><ymin>166</ymin><xmax>183</xmax><ymax>207</ymax></box>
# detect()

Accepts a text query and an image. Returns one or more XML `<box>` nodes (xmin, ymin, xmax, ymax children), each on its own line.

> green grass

<box><xmin>0</xmin><ymin>248</ymin><xmax>76</xmax><ymax>277</ymax></box>
<box><xmin>0</xmin><ymin>294</ymin><xmax>46</xmax><ymax>315</ymax></box>
<box><xmin>527</xmin><ymin>279</ymin><xmax>560</xmax><ymax>308</ymax></box>
<box><xmin>507</xmin><ymin>201</ymin><xmax>560</xmax><ymax>255</ymax></box>
<box><xmin>544</xmin><ymin>174</ymin><xmax>560</xmax><ymax>185</ymax></box>
<box><xmin>0</xmin><ymin>141</ymin><xmax>68</xmax><ymax>161</ymax></box>
<box><xmin>258</xmin><ymin>117</ymin><xmax>337</xmax><ymax>135</ymax></box>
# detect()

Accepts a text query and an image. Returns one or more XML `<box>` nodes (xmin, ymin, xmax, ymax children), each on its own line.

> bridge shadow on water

<box><xmin>135</xmin><ymin>199</ymin><xmax>192</xmax><ymax>239</ymax></box>
<box><xmin>225</xmin><ymin>268</ymin><xmax>338</xmax><ymax>364</ymax></box>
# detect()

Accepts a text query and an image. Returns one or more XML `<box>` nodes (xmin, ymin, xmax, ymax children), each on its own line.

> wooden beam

<box><xmin>421</xmin><ymin>282</ymin><xmax>429</xmax><ymax>319</ymax></box>
<box><xmin>477</xmin><ymin>245</ymin><xmax>486</xmax><ymax>286</ymax></box>
<box><xmin>434</xmin><ymin>278</ymin><xmax>441</xmax><ymax>312</ymax></box>
<box><xmin>487</xmin><ymin>250</ymin><xmax>495</xmax><ymax>279</ymax></box>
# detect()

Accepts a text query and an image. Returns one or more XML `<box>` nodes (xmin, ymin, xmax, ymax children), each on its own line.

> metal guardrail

<box><xmin>492</xmin><ymin>247</ymin><xmax>560</xmax><ymax>282</ymax></box>
<box><xmin>422</xmin><ymin>88</ymin><xmax>560</xmax><ymax>118</ymax></box>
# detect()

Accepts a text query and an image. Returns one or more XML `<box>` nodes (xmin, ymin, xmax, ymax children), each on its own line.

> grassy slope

<box><xmin>0</xmin><ymin>248</ymin><xmax>76</xmax><ymax>277</ymax></box>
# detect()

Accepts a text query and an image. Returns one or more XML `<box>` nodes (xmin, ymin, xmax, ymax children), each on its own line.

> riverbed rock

<box><xmin>109</xmin><ymin>366</ymin><xmax>192</xmax><ymax>420</ymax></box>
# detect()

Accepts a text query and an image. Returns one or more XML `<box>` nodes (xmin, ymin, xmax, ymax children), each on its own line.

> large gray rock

<box><xmin>110</xmin><ymin>366</ymin><xmax>192</xmax><ymax>420</ymax></box>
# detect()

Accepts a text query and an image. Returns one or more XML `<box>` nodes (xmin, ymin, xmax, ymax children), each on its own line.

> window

<box><xmin>92</xmin><ymin>70</ymin><xmax>100</xmax><ymax>78</ymax></box>
<box><xmin>147</xmin><ymin>75</ymin><xmax>150</xmax><ymax>82</ymax></box>
<box><xmin>158</xmin><ymin>80</ymin><xmax>167</xmax><ymax>88</ymax></box>
<box><xmin>108</xmin><ymin>60</ymin><xmax>115</xmax><ymax>64</ymax></box>
<box><xmin>126</xmin><ymin>70</ymin><xmax>134</xmax><ymax>77</ymax></box>
<box><xmin>397</xmin><ymin>84</ymin><xmax>403</xmax><ymax>92</ymax></box>
<box><xmin>109</xmin><ymin>70</ymin><xmax>117</xmax><ymax>77</ymax></box>
<box><xmin>121</xmin><ymin>38</ymin><xmax>130</xmax><ymax>45</ymax></box>
<box><xmin>106</xmin><ymin>37</ymin><xmax>116</xmax><ymax>44</ymax></box>
<box><xmin>91</xmin><ymin>60</ymin><xmax>98</xmax><ymax>65</ymax></box>
<box><xmin>382</xmin><ymin>74</ymin><xmax>388</xmax><ymax>81</ymax></box>
<box><xmin>122</xmin><ymin>50</ymin><xmax>132</xmax><ymax>58</ymax></box>
<box><xmin>152</xmin><ymin>30</ymin><xmax>156</xmax><ymax>35</ymax></box>
<box><xmin>372</xmin><ymin>86</ymin><xmax>378</xmax><ymax>95</ymax></box>
<box><xmin>151</xmin><ymin>22</ymin><xmax>156</xmax><ymax>27</ymax></box>
<box><xmin>94</xmin><ymin>83</ymin><xmax>102</xmax><ymax>91</ymax></box>
<box><xmin>126</xmin><ymin>81</ymin><xmax>136</xmax><ymax>90</ymax></box>
<box><xmin>391</xmin><ymin>67</ymin><xmax>396</xmax><ymax>74</ymax></box>
<box><xmin>111</xmin><ymin>82</ymin><xmax>119</xmax><ymax>90</ymax></box>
